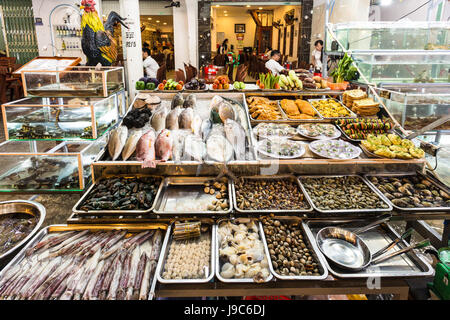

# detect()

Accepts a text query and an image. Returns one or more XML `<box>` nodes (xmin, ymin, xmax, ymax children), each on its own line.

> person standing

<box><xmin>142</xmin><ymin>47</ymin><xmax>159</xmax><ymax>78</ymax></box>
<box><xmin>311</xmin><ymin>40</ymin><xmax>323</xmax><ymax>73</ymax></box>
<box><xmin>219</xmin><ymin>39</ymin><xmax>229</xmax><ymax>54</ymax></box>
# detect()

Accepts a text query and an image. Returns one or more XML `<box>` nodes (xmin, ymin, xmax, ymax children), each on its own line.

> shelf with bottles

<box><xmin>1</xmin><ymin>91</ymin><xmax>125</xmax><ymax>141</ymax></box>
<box><xmin>0</xmin><ymin>139</ymin><xmax>106</xmax><ymax>192</ymax></box>
<box><xmin>54</xmin><ymin>24</ymin><xmax>82</xmax><ymax>38</ymax></box>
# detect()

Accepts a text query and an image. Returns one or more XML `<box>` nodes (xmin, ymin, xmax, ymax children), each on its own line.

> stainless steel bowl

<box><xmin>0</xmin><ymin>200</ymin><xmax>46</xmax><ymax>260</ymax></box>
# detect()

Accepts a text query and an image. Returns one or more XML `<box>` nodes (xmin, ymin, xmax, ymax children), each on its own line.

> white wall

<box><xmin>372</xmin><ymin>0</ymin><xmax>445</xmax><ymax>22</ymax></box>
<box><xmin>213</xmin><ymin>14</ymin><xmax>256</xmax><ymax>50</ymax></box>
<box><xmin>272</xmin><ymin>5</ymin><xmax>300</xmax><ymax>61</ymax></box>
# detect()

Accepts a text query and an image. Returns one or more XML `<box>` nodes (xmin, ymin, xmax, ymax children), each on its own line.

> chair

<box><xmin>235</xmin><ymin>64</ymin><xmax>249</xmax><ymax>82</ymax></box>
<box><xmin>0</xmin><ymin>66</ymin><xmax>8</xmax><ymax>104</ymax></box>
<box><xmin>175</xmin><ymin>69</ymin><xmax>186</xmax><ymax>83</ymax></box>
<box><xmin>0</xmin><ymin>57</ymin><xmax>22</xmax><ymax>102</ymax></box>
<box><xmin>156</xmin><ymin>63</ymin><xmax>167</xmax><ymax>83</ymax></box>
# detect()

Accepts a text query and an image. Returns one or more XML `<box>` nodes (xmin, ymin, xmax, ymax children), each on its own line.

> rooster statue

<box><xmin>79</xmin><ymin>0</ymin><xmax>128</xmax><ymax>66</ymax></box>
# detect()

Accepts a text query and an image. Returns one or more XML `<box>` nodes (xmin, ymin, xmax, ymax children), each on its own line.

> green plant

<box><xmin>330</xmin><ymin>53</ymin><xmax>358</xmax><ymax>83</ymax></box>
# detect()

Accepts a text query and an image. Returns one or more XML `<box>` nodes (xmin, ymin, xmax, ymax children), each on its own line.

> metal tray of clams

<box><xmin>307</xmin><ymin>98</ymin><xmax>357</xmax><ymax>120</ymax></box>
<box><xmin>155</xmin><ymin>221</ymin><xmax>216</xmax><ymax>284</ymax></box>
<box><xmin>302</xmin><ymin>219</ymin><xmax>433</xmax><ymax>278</ymax></box>
<box><xmin>232</xmin><ymin>175</ymin><xmax>313</xmax><ymax>214</ymax></box>
<box><xmin>215</xmin><ymin>218</ymin><xmax>273</xmax><ymax>283</ymax></box>
<box><xmin>364</xmin><ymin>172</ymin><xmax>450</xmax><ymax>212</ymax></box>
<box><xmin>153</xmin><ymin>177</ymin><xmax>232</xmax><ymax>215</ymax></box>
<box><xmin>0</xmin><ymin>200</ymin><xmax>46</xmax><ymax>260</ymax></box>
<box><xmin>72</xmin><ymin>174</ymin><xmax>164</xmax><ymax>216</ymax></box>
<box><xmin>0</xmin><ymin>223</ymin><xmax>168</xmax><ymax>300</ymax></box>
<box><xmin>297</xmin><ymin>175</ymin><xmax>393</xmax><ymax>214</ymax></box>
<box><xmin>259</xmin><ymin>216</ymin><xmax>329</xmax><ymax>280</ymax></box>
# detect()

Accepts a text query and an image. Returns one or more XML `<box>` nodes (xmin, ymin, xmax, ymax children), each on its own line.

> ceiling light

<box><xmin>380</xmin><ymin>0</ymin><xmax>392</xmax><ymax>5</ymax></box>
<box><xmin>216</xmin><ymin>5</ymin><xmax>220</xmax><ymax>7</ymax></box>
<box><xmin>259</xmin><ymin>7</ymin><xmax>263</xmax><ymax>10</ymax></box>
<box><xmin>246</xmin><ymin>5</ymin><xmax>251</xmax><ymax>8</ymax></box>
<box><xmin>156</xmin><ymin>20</ymin><xmax>160</xmax><ymax>23</ymax></box>
<box><xmin>148</xmin><ymin>18</ymin><xmax>152</xmax><ymax>20</ymax></box>
<box><xmin>224</xmin><ymin>14</ymin><xmax>228</xmax><ymax>16</ymax></box>
<box><xmin>163</xmin><ymin>22</ymin><xmax>167</xmax><ymax>25</ymax></box>
<box><xmin>224</xmin><ymin>10</ymin><xmax>227</xmax><ymax>13</ymax></box>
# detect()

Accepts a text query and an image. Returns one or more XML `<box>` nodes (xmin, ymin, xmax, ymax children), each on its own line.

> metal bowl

<box><xmin>315</xmin><ymin>226</ymin><xmax>372</xmax><ymax>272</ymax></box>
<box><xmin>0</xmin><ymin>200</ymin><xmax>46</xmax><ymax>260</ymax></box>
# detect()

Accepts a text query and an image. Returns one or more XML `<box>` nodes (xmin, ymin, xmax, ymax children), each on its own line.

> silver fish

<box><xmin>122</xmin><ymin>130</ymin><xmax>144</xmax><ymax>161</ymax></box>
<box><xmin>178</xmin><ymin>107</ymin><xmax>194</xmax><ymax>129</ymax></box>
<box><xmin>151</xmin><ymin>106</ymin><xmax>169</xmax><ymax>133</ymax></box>
<box><xmin>108</xmin><ymin>125</ymin><xmax>128</xmax><ymax>161</ymax></box>
<box><xmin>171</xmin><ymin>92</ymin><xmax>184</xmax><ymax>109</ymax></box>
<box><xmin>224</xmin><ymin>119</ymin><xmax>246</xmax><ymax>160</ymax></box>
<box><xmin>201</xmin><ymin>119</ymin><xmax>212</xmax><ymax>142</ymax></box>
<box><xmin>171</xmin><ymin>130</ymin><xmax>188</xmax><ymax>161</ymax></box>
<box><xmin>166</xmin><ymin>106</ymin><xmax>181</xmax><ymax>130</ymax></box>
<box><xmin>183</xmin><ymin>94</ymin><xmax>196</xmax><ymax>109</ymax></box>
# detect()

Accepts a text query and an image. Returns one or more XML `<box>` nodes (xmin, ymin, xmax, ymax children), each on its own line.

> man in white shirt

<box><xmin>265</xmin><ymin>50</ymin><xmax>285</xmax><ymax>76</ymax></box>
<box><xmin>142</xmin><ymin>48</ymin><xmax>159</xmax><ymax>78</ymax></box>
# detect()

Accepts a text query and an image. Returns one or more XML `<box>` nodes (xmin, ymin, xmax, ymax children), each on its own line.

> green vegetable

<box><xmin>330</xmin><ymin>53</ymin><xmax>357</xmax><ymax>83</ymax></box>
<box><xmin>135</xmin><ymin>81</ymin><xmax>145</xmax><ymax>90</ymax></box>
<box><xmin>146</xmin><ymin>82</ymin><xmax>156</xmax><ymax>90</ymax></box>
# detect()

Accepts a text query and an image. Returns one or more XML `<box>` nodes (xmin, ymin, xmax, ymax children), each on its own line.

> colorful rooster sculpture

<box><xmin>79</xmin><ymin>0</ymin><xmax>128</xmax><ymax>66</ymax></box>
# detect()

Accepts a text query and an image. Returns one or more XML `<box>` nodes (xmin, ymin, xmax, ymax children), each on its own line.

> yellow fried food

<box><xmin>389</xmin><ymin>145</ymin><xmax>408</xmax><ymax>153</ymax></box>
<box><xmin>366</xmin><ymin>134</ymin><xmax>381</xmax><ymax>146</ymax></box>
<box><xmin>311</xmin><ymin>99</ymin><xmax>351</xmax><ymax>118</ymax></box>
<box><xmin>401</xmin><ymin>139</ymin><xmax>414</xmax><ymax>149</ymax></box>
<box><xmin>361</xmin><ymin>140</ymin><xmax>377</xmax><ymax>152</ymax></box>
<box><xmin>295</xmin><ymin>99</ymin><xmax>316</xmax><ymax>116</ymax></box>
<box><xmin>379</xmin><ymin>134</ymin><xmax>392</xmax><ymax>146</ymax></box>
<box><xmin>387</xmin><ymin>133</ymin><xmax>402</xmax><ymax>145</ymax></box>
<box><xmin>374</xmin><ymin>148</ymin><xmax>396</xmax><ymax>159</ymax></box>
<box><xmin>280</xmin><ymin>99</ymin><xmax>301</xmax><ymax>117</ymax></box>
<box><xmin>409</xmin><ymin>146</ymin><xmax>425</xmax><ymax>158</ymax></box>
<box><xmin>395</xmin><ymin>151</ymin><xmax>413</xmax><ymax>160</ymax></box>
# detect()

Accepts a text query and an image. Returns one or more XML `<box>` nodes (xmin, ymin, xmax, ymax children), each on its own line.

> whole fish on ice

<box><xmin>121</xmin><ymin>130</ymin><xmax>144</xmax><ymax>161</ymax></box>
<box><xmin>136</xmin><ymin>128</ymin><xmax>157</xmax><ymax>168</ymax></box>
<box><xmin>155</xmin><ymin>129</ymin><xmax>173</xmax><ymax>161</ymax></box>
<box><xmin>224</xmin><ymin>119</ymin><xmax>246</xmax><ymax>160</ymax></box>
<box><xmin>108</xmin><ymin>125</ymin><xmax>128</xmax><ymax>161</ymax></box>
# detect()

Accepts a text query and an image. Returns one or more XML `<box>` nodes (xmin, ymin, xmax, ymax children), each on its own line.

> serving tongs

<box><xmin>372</xmin><ymin>228</ymin><xmax>414</xmax><ymax>259</ymax></box>
<box><xmin>371</xmin><ymin>239</ymin><xmax>431</xmax><ymax>265</ymax></box>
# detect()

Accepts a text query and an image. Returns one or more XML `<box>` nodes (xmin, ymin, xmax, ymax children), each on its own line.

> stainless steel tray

<box><xmin>72</xmin><ymin>175</ymin><xmax>164</xmax><ymax>215</ymax></box>
<box><xmin>0</xmin><ymin>223</ymin><xmax>168</xmax><ymax>299</ymax></box>
<box><xmin>259</xmin><ymin>216</ymin><xmax>328</xmax><ymax>280</ymax></box>
<box><xmin>245</xmin><ymin>95</ymin><xmax>286</xmax><ymax>122</ymax></box>
<box><xmin>302</xmin><ymin>219</ymin><xmax>434</xmax><ymax>278</ymax></box>
<box><xmin>153</xmin><ymin>176</ymin><xmax>232</xmax><ymax>215</ymax></box>
<box><xmin>307</xmin><ymin>98</ymin><xmax>357</xmax><ymax>120</ymax></box>
<box><xmin>232</xmin><ymin>175</ymin><xmax>313</xmax><ymax>214</ymax></box>
<box><xmin>297</xmin><ymin>175</ymin><xmax>393</xmax><ymax>214</ymax></box>
<box><xmin>277</xmin><ymin>100</ymin><xmax>323</xmax><ymax>122</ymax></box>
<box><xmin>215</xmin><ymin>218</ymin><xmax>273</xmax><ymax>283</ymax></box>
<box><xmin>364</xmin><ymin>172</ymin><xmax>450</xmax><ymax>212</ymax></box>
<box><xmin>0</xmin><ymin>200</ymin><xmax>46</xmax><ymax>260</ymax></box>
<box><xmin>155</xmin><ymin>222</ymin><xmax>215</xmax><ymax>284</ymax></box>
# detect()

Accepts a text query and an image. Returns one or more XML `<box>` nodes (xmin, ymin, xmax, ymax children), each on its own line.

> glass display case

<box><xmin>20</xmin><ymin>66</ymin><xmax>125</xmax><ymax>97</ymax></box>
<box><xmin>326</xmin><ymin>22</ymin><xmax>449</xmax><ymax>52</ymax></box>
<box><xmin>373</xmin><ymin>83</ymin><xmax>450</xmax><ymax>132</ymax></box>
<box><xmin>1</xmin><ymin>91</ymin><xmax>124</xmax><ymax>140</ymax></box>
<box><xmin>0</xmin><ymin>139</ymin><xmax>106</xmax><ymax>192</ymax></box>
<box><xmin>352</xmin><ymin>51</ymin><xmax>449</xmax><ymax>84</ymax></box>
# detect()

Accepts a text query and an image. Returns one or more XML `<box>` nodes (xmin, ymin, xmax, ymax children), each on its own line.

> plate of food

<box><xmin>297</xmin><ymin>123</ymin><xmax>341</xmax><ymax>140</ymax></box>
<box><xmin>257</xmin><ymin>138</ymin><xmax>306</xmax><ymax>159</ymax></box>
<box><xmin>334</xmin><ymin>118</ymin><xmax>394</xmax><ymax>142</ymax></box>
<box><xmin>309</xmin><ymin>139</ymin><xmax>361</xmax><ymax>160</ymax></box>
<box><xmin>253</xmin><ymin>123</ymin><xmax>297</xmax><ymax>139</ymax></box>
<box><xmin>360</xmin><ymin>134</ymin><xmax>425</xmax><ymax>160</ymax></box>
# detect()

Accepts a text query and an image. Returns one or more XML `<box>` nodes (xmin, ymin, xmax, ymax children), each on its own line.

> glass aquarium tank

<box><xmin>21</xmin><ymin>66</ymin><xmax>125</xmax><ymax>97</ymax></box>
<box><xmin>0</xmin><ymin>139</ymin><xmax>106</xmax><ymax>192</ymax></box>
<box><xmin>1</xmin><ymin>92</ymin><xmax>123</xmax><ymax>141</ymax></box>
<box><xmin>326</xmin><ymin>22</ymin><xmax>449</xmax><ymax>52</ymax></box>
<box><xmin>352</xmin><ymin>51</ymin><xmax>449</xmax><ymax>84</ymax></box>
<box><xmin>373</xmin><ymin>83</ymin><xmax>450</xmax><ymax>132</ymax></box>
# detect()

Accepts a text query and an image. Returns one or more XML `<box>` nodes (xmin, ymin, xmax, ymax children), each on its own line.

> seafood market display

<box><xmin>77</xmin><ymin>177</ymin><xmax>161</xmax><ymax>211</ymax></box>
<box><xmin>217</xmin><ymin>220</ymin><xmax>271</xmax><ymax>282</ymax></box>
<box><xmin>309</xmin><ymin>99</ymin><xmax>354</xmax><ymax>119</ymax></box>
<box><xmin>0</xmin><ymin>229</ymin><xmax>164</xmax><ymax>300</ymax></box>
<box><xmin>234</xmin><ymin>177</ymin><xmax>310</xmax><ymax>211</ymax></box>
<box><xmin>204</xmin><ymin>179</ymin><xmax>230</xmax><ymax>211</ymax></box>
<box><xmin>252</xmin><ymin>123</ymin><xmax>297</xmax><ymax>139</ymax></box>
<box><xmin>1</xmin><ymin>157</ymin><xmax>81</xmax><ymax>190</ymax></box>
<box><xmin>361</xmin><ymin>134</ymin><xmax>425</xmax><ymax>159</ymax></box>
<box><xmin>246</xmin><ymin>96</ymin><xmax>282</xmax><ymax>120</ymax></box>
<box><xmin>0</xmin><ymin>214</ymin><xmax>38</xmax><ymax>256</ymax></box>
<box><xmin>261</xmin><ymin>218</ymin><xmax>322</xmax><ymax>277</ymax></box>
<box><xmin>309</xmin><ymin>139</ymin><xmax>361</xmax><ymax>160</ymax></box>
<box><xmin>334</xmin><ymin>118</ymin><xmax>393</xmax><ymax>141</ymax></box>
<box><xmin>367</xmin><ymin>175</ymin><xmax>450</xmax><ymax>209</ymax></box>
<box><xmin>257</xmin><ymin>138</ymin><xmax>305</xmax><ymax>159</ymax></box>
<box><xmin>300</xmin><ymin>176</ymin><xmax>390</xmax><ymax>211</ymax></box>
<box><xmin>161</xmin><ymin>231</ymin><xmax>211</xmax><ymax>280</ymax></box>
<box><xmin>279</xmin><ymin>99</ymin><xmax>320</xmax><ymax>120</ymax></box>
<box><xmin>297</xmin><ymin>124</ymin><xmax>340</xmax><ymax>140</ymax></box>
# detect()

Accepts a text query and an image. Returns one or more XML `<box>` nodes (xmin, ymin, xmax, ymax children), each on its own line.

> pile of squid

<box><xmin>0</xmin><ymin>229</ymin><xmax>163</xmax><ymax>300</ymax></box>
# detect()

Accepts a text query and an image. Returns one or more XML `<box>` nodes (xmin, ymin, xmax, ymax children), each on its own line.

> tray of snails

<box><xmin>156</xmin><ymin>220</ymin><xmax>215</xmax><ymax>284</ymax></box>
<box><xmin>215</xmin><ymin>218</ymin><xmax>273</xmax><ymax>283</ymax></box>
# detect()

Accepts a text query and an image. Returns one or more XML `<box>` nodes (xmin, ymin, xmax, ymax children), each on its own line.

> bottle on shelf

<box><xmin>62</xmin><ymin>39</ymin><xmax>66</xmax><ymax>50</ymax></box>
